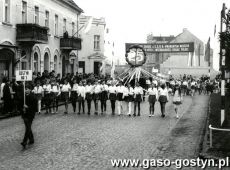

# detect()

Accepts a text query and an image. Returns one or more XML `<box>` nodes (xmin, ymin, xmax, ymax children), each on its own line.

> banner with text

<box><xmin>126</xmin><ymin>42</ymin><xmax>194</xmax><ymax>53</ymax></box>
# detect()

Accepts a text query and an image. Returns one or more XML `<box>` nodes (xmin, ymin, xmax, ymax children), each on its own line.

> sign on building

<box><xmin>126</xmin><ymin>42</ymin><xmax>194</xmax><ymax>53</ymax></box>
<box><xmin>16</xmin><ymin>70</ymin><xmax>32</xmax><ymax>81</ymax></box>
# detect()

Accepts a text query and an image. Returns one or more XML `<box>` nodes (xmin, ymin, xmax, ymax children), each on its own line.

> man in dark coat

<box><xmin>20</xmin><ymin>84</ymin><xmax>37</xmax><ymax>149</ymax></box>
<box><xmin>3</xmin><ymin>79</ymin><xmax>12</xmax><ymax>114</ymax></box>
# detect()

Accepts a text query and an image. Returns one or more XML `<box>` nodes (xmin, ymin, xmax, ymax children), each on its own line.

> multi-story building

<box><xmin>127</xmin><ymin>28</ymin><xmax>217</xmax><ymax>78</ymax></box>
<box><xmin>0</xmin><ymin>0</ymin><xmax>83</xmax><ymax>82</ymax></box>
<box><xmin>77</xmin><ymin>15</ymin><xmax>106</xmax><ymax>75</ymax></box>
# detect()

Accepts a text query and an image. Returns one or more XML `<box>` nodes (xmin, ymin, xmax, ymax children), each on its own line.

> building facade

<box><xmin>144</xmin><ymin>28</ymin><xmax>216</xmax><ymax>77</ymax></box>
<box><xmin>0</xmin><ymin>0</ymin><xmax>83</xmax><ymax>82</ymax></box>
<box><xmin>77</xmin><ymin>16</ymin><xmax>106</xmax><ymax>75</ymax></box>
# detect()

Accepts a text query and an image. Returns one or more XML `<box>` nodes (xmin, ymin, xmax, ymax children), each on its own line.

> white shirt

<box><xmin>33</xmin><ymin>86</ymin><xmax>43</xmax><ymax>94</ymax></box>
<box><xmin>61</xmin><ymin>84</ymin><xmax>71</xmax><ymax>92</ymax></box>
<box><xmin>77</xmin><ymin>86</ymin><xmax>85</xmax><ymax>98</ymax></box>
<box><xmin>101</xmin><ymin>84</ymin><xmax>108</xmax><ymax>91</ymax></box>
<box><xmin>116</xmin><ymin>85</ymin><xmax>125</xmax><ymax>93</ymax></box>
<box><xmin>43</xmin><ymin>84</ymin><xmax>51</xmax><ymax>93</ymax></box>
<box><xmin>133</xmin><ymin>86</ymin><xmax>143</xmax><ymax>95</ymax></box>
<box><xmin>72</xmin><ymin>84</ymin><xmax>78</xmax><ymax>91</ymax></box>
<box><xmin>123</xmin><ymin>87</ymin><xmax>134</xmax><ymax>97</ymax></box>
<box><xmin>147</xmin><ymin>87</ymin><xmax>158</xmax><ymax>99</ymax></box>
<box><xmin>94</xmin><ymin>85</ymin><xmax>101</xmax><ymax>94</ymax></box>
<box><xmin>85</xmin><ymin>85</ymin><xmax>93</xmax><ymax>94</ymax></box>
<box><xmin>158</xmin><ymin>88</ymin><xmax>169</xmax><ymax>100</ymax></box>
<box><xmin>0</xmin><ymin>83</ymin><xmax>5</xmax><ymax>98</ymax></box>
<box><xmin>108</xmin><ymin>85</ymin><xmax>117</xmax><ymax>93</ymax></box>
<box><xmin>153</xmin><ymin>80</ymin><xmax>158</xmax><ymax>86</ymax></box>
<box><xmin>51</xmin><ymin>85</ymin><xmax>60</xmax><ymax>93</ymax></box>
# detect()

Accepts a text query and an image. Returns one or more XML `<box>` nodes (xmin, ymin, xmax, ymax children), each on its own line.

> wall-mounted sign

<box><xmin>125</xmin><ymin>45</ymin><xmax>147</xmax><ymax>67</ymax></box>
<box><xmin>16</xmin><ymin>70</ymin><xmax>32</xmax><ymax>81</ymax></box>
<box><xmin>126</xmin><ymin>42</ymin><xmax>194</xmax><ymax>53</ymax></box>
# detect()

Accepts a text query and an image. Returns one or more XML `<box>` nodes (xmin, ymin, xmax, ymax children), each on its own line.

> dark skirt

<box><xmin>109</xmin><ymin>93</ymin><xmax>116</xmax><ymax>101</ymax></box>
<box><xmin>191</xmin><ymin>85</ymin><xmax>196</xmax><ymax>90</ymax></box>
<box><xmin>35</xmin><ymin>93</ymin><xmax>42</xmax><ymax>101</ymax></box>
<box><xmin>124</xmin><ymin>95</ymin><xmax>134</xmax><ymax>102</ymax></box>
<box><xmin>148</xmin><ymin>95</ymin><xmax>156</xmax><ymax>103</ymax></box>
<box><xmin>100</xmin><ymin>91</ymin><xmax>108</xmax><ymax>101</ymax></box>
<box><xmin>117</xmin><ymin>93</ymin><xmax>123</xmax><ymax>101</ymax></box>
<box><xmin>173</xmin><ymin>101</ymin><xmax>182</xmax><ymax>105</ymax></box>
<box><xmin>44</xmin><ymin>92</ymin><xmax>52</xmax><ymax>104</ymax></box>
<box><xmin>78</xmin><ymin>95</ymin><xmax>84</xmax><ymax>101</ymax></box>
<box><xmin>134</xmin><ymin>94</ymin><xmax>142</xmax><ymax>102</ymax></box>
<box><xmin>158</xmin><ymin>95</ymin><xmax>167</xmax><ymax>103</ymax></box>
<box><xmin>93</xmin><ymin>93</ymin><xmax>100</xmax><ymax>100</ymax></box>
<box><xmin>52</xmin><ymin>92</ymin><xmax>59</xmax><ymax>100</ymax></box>
<box><xmin>86</xmin><ymin>93</ymin><xmax>93</xmax><ymax>101</ymax></box>
<box><xmin>62</xmin><ymin>92</ymin><xmax>69</xmax><ymax>101</ymax></box>
<box><xmin>71</xmin><ymin>91</ymin><xmax>78</xmax><ymax>101</ymax></box>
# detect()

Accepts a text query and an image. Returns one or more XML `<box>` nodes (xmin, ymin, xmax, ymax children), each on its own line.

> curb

<box><xmin>198</xmin><ymin>95</ymin><xmax>211</xmax><ymax>159</ymax></box>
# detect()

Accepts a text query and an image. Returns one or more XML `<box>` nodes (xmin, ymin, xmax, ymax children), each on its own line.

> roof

<box><xmin>60</xmin><ymin>0</ymin><xmax>84</xmax><ymax>13</ymax></box>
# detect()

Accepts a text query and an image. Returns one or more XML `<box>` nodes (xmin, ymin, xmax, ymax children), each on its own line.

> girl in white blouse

<box><xmin>147</xmin><ymin>83</ymin><xmax>158</xmax><ymax>117</ymax></box>
<box><xmin>51</xmin><ymin>80</ymin><xmax>60</xmax><ymax>114</ymax></box>
<box><xmin>172</xmin><ymin>84</ymin><xmax>182</xmax><ymax>119</ymax></box>
<box><xmin>123</xmin><ymin>83</ymin><xmax>134</xmax><ymax>116</ymax></box>
<box><xmin>77</xmin><ymin>81</ymin><xmax>86</xmax><ymax>114</ymax></box>
<box><xmin>43</xmin><ymin>79</ymin><xmax>52</xmax><ymax>114</ymax></box>
<box><xmin>61</xmin><ymin>79</ymin><xmax>71</xmax><ymax>114</ymax></box>
<box><xmin>158</xmin><ymin>84</ymin><xmax>169</xmax><ymax>118</ymax></box>
<box><xmin>108</xmin><ymin>82</ymin><xmax>117</xmax><ymax>115</ymax></box>
<box><xmin>32</xmin><ymin>81</ymin><xmax>43</xmax><ymax>114</ymax></box>
<box><xmin>71</xmin><ymin>79</ymin><xmax>78</xmax><ymax>113</ymax></box>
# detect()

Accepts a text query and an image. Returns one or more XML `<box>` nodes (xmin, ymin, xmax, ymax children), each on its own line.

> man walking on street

<box><xmin>20</xmin><ymin>84</ymin><xmax>37</xmax><ymax>149</ymax></box>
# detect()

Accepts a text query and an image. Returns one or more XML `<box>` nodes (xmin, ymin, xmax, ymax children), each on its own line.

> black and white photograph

<box><xmin>0</xmin><ymin>0</ymin><xmax>230</xmax><ymax>169</ymax></box>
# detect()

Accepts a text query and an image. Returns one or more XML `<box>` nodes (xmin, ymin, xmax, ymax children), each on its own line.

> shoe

<box><xmin>101</xmin><ymin>112</ymin><xmax>103</xmax><ymax>115</ymax></box>
<box><xmin>176</xmin><ymin>115</ymin><xmax>179</xmax><ymax>119</ymax></box>
<box><xmin>161</xmin><ymin>114</ymin><xmax>165</xmax><ymax>118</ymax></box>
<box><xmin>88</xmin><ymin>112</ymin><xmax>90</xmax><ymax>115</ymax></box>
<box><xmin>78</xmin><ymin>112</ymin><xmax>80</xmax><ymax>115</ymax></box>
<box><xmin>95</xmin><ymin>112</ymin><xmax>98</xmax><ymax>115</ymax></box>
<box><xmin>21</xmin><ymin>142</ymin><xmax>26</xmax><ymax>149</ymax></box>
<box><xmin>28</xmin><ymin>141</ymin><xmax>34</xmax><ymax>145</ymax></box>
<box><xmin>151</xmin><ymin>114</ymin><xmax>155</xmax><ymax>117</ymax></box>
<box><xmin>133</xmin><ymin>114</ymin><xmax>136</xmax><ymax>117</ymax></box>
<box><xmin>51</xmin><ymin>112</ymin><xmax>54</xmax><ymax>114</ymax></box>
<box><xmin>149</xmin><ymin>114</ymin><xmax>151</xmax><ymax>117</ymax></box>
<box><xmin>128</xmin><ymin>114</ymin><xmax>131</xmax><ymax>117</ymax></box>
<box><xmin>137</xmin><ymin>114</ymin><xmax>140</xmax><ymax>116</ymax></box>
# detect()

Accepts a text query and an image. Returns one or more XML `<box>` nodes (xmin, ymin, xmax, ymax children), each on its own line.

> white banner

<box><xmin>16</xmin><ymin>70</ymin><xmax>32</xmax><ymax>81</ymax></box>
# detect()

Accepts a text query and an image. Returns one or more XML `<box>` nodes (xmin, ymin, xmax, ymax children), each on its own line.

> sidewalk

<box><xmin>200</xmin><ymin>93</ymin><xmax>230</xmax><ymax>159</ymax></box>
<box><xmin>0</xmin><ymin>101</ymin><xmax>67</xmax><ymax>120</ymax></box>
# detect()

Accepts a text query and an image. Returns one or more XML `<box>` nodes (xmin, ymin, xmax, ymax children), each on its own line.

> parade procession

<box><xmin>0</xmin><ymin>0</ymin><xmax>230</xmax><ymax>169</ymax></box>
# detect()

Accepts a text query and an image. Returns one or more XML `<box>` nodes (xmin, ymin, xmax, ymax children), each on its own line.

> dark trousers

<box><xmin>78</xmin><ymin>100</ymin><xmax>85</xmax><ymax>113</ymax></box>
<box><xmin>110</xmin><ymin>100</ymin><xmax>116</xmax><ymax>114</ymax></box>
<box><xmin>22</xmin><ymin>118</ymin><xmax>34</xmax><ymax>144</ymax></box>
<box><xmin>53</xmin><ymin>97</ymin><xmax>59</xmax><ymax>111</ymax></box>
<box><xmin>87</xmin><ymin>100</ymin><xmax>92</xmax><ymax>114</ymax></box>
<box><xmin>72</xmin><ymin>99</ymin><xmax>77</xmax><ymax>112</ymax></box>
<box><xmin>94</xmin><ymin>100</ymin><xmax>98</xmax><ymax>113</ymax></box>
<box><xmin>134</xmin><ymin>101</ymin><xmax>141</xmax><ymax>115</ymax></box>
<box><xmin>160</xmin><ymin>102</ymin><xmax>166</xmax><ymax>115</ymax></box>
<box><xmin>101</xmin><ymin>100</ymin><xmax>107</xmax><ymax>112</ymax></box>
<box><xmin>149</xmin><ymin>101</ymin><xmax>156</xmax><ymax>115</ymax></box>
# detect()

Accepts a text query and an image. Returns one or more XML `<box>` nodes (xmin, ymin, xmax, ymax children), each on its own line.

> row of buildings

<box><xmin>0</xmin><ymin>0</ymin><xmax>113</xmax><ymax>83</ymax></box>
<box><xmin>124</xmin><ymin>28</ymin><xmax>217</xmax><ymax>78</ymax></box>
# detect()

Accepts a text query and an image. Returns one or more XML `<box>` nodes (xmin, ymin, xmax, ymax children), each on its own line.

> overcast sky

<box><xmin>75</xmin><ymin>0</ymin><xmax>230</xmax><ymax>70</ymax></box>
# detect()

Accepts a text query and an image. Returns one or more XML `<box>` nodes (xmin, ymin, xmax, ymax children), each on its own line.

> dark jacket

<box><xmin>21</xmin><ymin>93</ymin><xmax>37</xmax><ymax>120</ymax></box>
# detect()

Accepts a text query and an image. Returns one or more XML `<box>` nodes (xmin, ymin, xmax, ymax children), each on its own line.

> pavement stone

<box><xmin>0</xmin><ymin>95</ymin><xmax>208</xmax><ymax>170</ymax></box>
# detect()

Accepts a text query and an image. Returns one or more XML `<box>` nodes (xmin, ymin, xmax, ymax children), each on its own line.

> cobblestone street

<box><xmin>0</xmin><ymin>95</ymin><xmax>209</xmax><ymax>170</ymax></box>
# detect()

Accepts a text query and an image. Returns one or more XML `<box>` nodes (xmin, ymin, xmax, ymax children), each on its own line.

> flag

<box><xmin>14</xmin><ymin>55</ymin><xmax>26</xmax><ymax>66</ymax></box>
<box><xmin>83</xmin><ymin>17</ymin><xmax>93</xmax><ymax>34</ymax></box>
<box><xmin>214</xmin><ymin>24</ymin><xmax>216</xmax><ymax>37</ymax></box>
<box><xmin>111</xmin><ymin>60</ymin><xmax>115</xmax><ymax>78</ymax></box>
<box><xmin>205</xmin><ymin>37</ymin><xmax>211</xmax><ymax>64</ymax></box>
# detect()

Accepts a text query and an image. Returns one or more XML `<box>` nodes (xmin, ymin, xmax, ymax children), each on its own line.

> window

<box><xmin>4</xmin><ymin>0</ymin><xmax>10</xmax><ymax>23</ymax></box>
<box><xmin>34</xmin><ymin>6</ymin><xmax>39</xmax><ymax>24</ymax></box>
<box><xmin>55</xmin><ymin>15</ymin><xmax>58</xmax><ymax>36</ymax></box>
<box><xmin>72</xmin><ymin>22</ymin><xmax>75</xmax><ymax>36</ymax></box>
<box><xmin>94</xmin><ymin>35</ymin><xmax>100</xmax><ymax>50</ymax></box>
<box><xmin>45</xmin><ymin>11</ymin><xmax>49</xmax><ymax>28</ymax></box>
<box><xmin>22</xmin><ymin>1</ymin><xmax>27</xmax><ymax>23</ymax></box>
<box><xmin>63</xmin><ymin>18</ymin><xmax>66</xmax><ymax>34</ymax></box>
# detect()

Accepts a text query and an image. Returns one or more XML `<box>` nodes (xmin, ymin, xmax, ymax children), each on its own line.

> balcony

<box><xmin>16</xmin><ymin>24</ymin><xmax>48</xmax><ymax>44</ymax></box>
<box><xmin>60</xmin><ymin>37</ymin><xmax>82</xmax><ymax>50</ymax></box>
